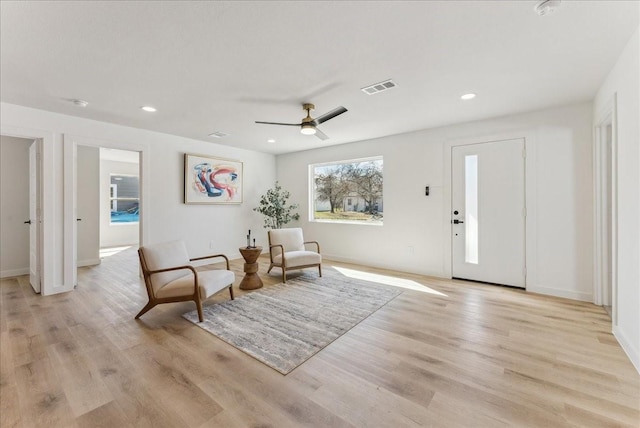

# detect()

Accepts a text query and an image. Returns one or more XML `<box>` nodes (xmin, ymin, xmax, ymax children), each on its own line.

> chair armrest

<box><xmin>191</xmin><ymin>254</ymin><xmax>230</xmax><ymax>270</ymax></box>
<box><xmin>304</xmin><ymin>241</ymin><xmax>320</xmax><ymax>253</ymax></box>
<box><xmin>146</xmin><ymin>264</ymin><xmax>199</xmax><ymax>295</ymax></box>
<box><xmin>147</xmin><ymin>264</ymin><xmax>197</xmax><ymax>276</ymax></box>
<box><xmin>269</xmin><ymin>244</ymin><xmax>284</xmax><ymax>263</ymax></box>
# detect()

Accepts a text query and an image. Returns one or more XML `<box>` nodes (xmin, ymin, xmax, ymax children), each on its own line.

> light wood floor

<box><xmin>1</xmin><ymin>247</ymin><xmax>638</xmax><ymax>427</ymax></box>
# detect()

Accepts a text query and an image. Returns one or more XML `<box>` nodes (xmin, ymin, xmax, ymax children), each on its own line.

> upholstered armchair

<box><xmin>267</xmin><ymin>228</ymin><xmax>321</xmax><ymax>283</ymax></box>
<box><xmin>137</xmin><ymin>240</ymin><xmax>235</xmax><ymax>322</ymax></box>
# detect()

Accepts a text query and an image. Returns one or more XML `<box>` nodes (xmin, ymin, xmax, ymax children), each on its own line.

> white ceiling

<box><xmin>1</xmin><ymin>1</ymin><xmax>638</xmax><ymax>155</ymax></box>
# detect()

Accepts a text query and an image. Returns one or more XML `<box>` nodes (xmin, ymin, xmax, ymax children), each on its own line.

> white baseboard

<box><xmin>78</xmin><ymin>259</ymin><xmax>101</xmax><ymax>268</ymax></box>
<box><xmin>613</xmin><ymin>325</ymin><xmax>640</xmax><ymax>374</ymax></box>
<box><xmin>526</xmin><ymin>285</ymin><xmax>592</xmax><ymax>302</ymax></box>
<box><xmin>0</xmin><ymin>267</ymin><xmax>29</xmax><ymax>279</ymax></box>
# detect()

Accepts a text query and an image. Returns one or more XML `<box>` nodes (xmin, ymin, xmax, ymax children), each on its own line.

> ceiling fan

<box><xmin>255</xmin><ymin>103</ymin><xmax>348</xmax><ymax>140</ymax></box>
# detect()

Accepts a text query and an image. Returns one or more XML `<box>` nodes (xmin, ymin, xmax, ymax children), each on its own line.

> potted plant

<box><xmin>254</xmin><ymin>182</ymin><xmax>300</xmax><ymax>229</ymax></box>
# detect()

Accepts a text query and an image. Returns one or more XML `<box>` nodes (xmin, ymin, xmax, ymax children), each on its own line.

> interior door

<box><xmin>29</xmin><ymin>140</ymin><xmax>41</xmax><ymax>293</ymax></box>
<box><xmin>451</xmin><ymin>138</ymin><xmax>525</xmax><ymax>288</ymax></box>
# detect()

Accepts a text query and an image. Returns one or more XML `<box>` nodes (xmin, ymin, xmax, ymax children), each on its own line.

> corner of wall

<box><xmin>613</xmin><ymin>325</ymin><xmax>640</xmax><ymax>374</ymax></box>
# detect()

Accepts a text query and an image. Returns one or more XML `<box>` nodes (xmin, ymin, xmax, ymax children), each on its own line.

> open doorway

<box><xmin>100</xmin><ymin>148</ymin><xmax>140</xmax><ymax>258</ymax></box>
<box><xmin>65</xmin><ymin>134</ymin><xmax>147</xmax><ymax>290</ymax></box>
<box><xmin>594</xmin><ymin>108</ymin><xmax>617</xmax><ymax>322</ymax></box>
<box><xmin>602</xmin><ymin>123</ymin><xmax>613</xmax><ymax>317</ymax></box>
<box><xmin>0</xmin><ymin>135</ymin><xmax>42</xmax><ymax>293</ymax></box>
<box><xmin>75</xmin><ymin>146</ymin><xmax>140</xmax><ymax>283</ymax></box>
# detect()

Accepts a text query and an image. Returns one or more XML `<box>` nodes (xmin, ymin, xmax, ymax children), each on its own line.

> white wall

<box><xmin>76</xmin><ymin>145</ymin><xmax>100</xmax><ymax>266</ymax></box>
<box><xmin>0</xmin><ymin>102</ymin><xmax>276</xmax><ymax>294</ymax></box>
<box><xmin>100</xmin><ymin>158</ymin><xmax>139</xmax><ymax>248</ymax></box>
<box><xmin>594</xmin><ymin>27</ymin><xmax>639</xmax><ymax>372</ymax></box>
<box><xmin>0</xmin><ymin>135</ymin><xmax>32</xmax><ymax>277</ymax></box>
<box><xmin>277</xmin><ymin>102</ymin><xmax>594</xmax><ymax>301</ymax></box>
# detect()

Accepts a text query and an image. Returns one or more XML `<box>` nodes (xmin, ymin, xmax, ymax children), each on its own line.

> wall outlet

<box><xmin>209</xmin><ymin>241</ymin><xmax>215</xmax><ymax>250</ymax></box>
<box><xmin>407</xmin><ymin>245</ymin><xmax>414</xmax><ymax>255</ymax></box>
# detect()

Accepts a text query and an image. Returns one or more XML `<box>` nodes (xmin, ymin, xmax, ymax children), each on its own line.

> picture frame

<box><xmin>184</xmin><ymin>153</ymin><xmax>243</xmax><ymax>204</ymax></box>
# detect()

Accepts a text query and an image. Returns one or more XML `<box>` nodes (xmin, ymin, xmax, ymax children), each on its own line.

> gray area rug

<box><xmin>182</xmin><ymin>268</ymin><xmax>402</xmax><ymax>374</ymax></box>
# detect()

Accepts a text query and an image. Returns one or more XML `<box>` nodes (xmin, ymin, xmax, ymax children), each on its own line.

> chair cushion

<box><xmin>269</xmin><ymin>228</ymin><xmax>305</xmax><ymax>258</ymax></box>
<box><xmin>273</xmin><ymin>250</ymin><xmax>321</xmax><ymax>268</ymax></box>
<box><xmin>156</xmin><ymin>269</ymin><xmax>235</xmax><ymax>300</ymax></box>
<box><xmin>141</xmin><ymin>241</ymin><xmax>191</xmax><ymax>293</ymax></box>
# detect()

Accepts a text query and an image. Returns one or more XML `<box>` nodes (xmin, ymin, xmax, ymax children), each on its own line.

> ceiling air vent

<box><xmin>208</xmin><ymin>131</ymin><xmax>229</xmax><ymax>138</ymax></box>
<box><xmin>361</xmin><ymin>79</ymin><xmax>397</xmax><ymax>95</ymax></box>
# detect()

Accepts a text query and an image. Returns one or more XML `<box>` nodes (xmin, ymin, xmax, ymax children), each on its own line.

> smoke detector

<box><xmin>208</xmin><ymin>131</ymin><xmax>229</xmax><ymax>138</ymax></box>
<box><xmin>534</xmin><ymin>0</ymin><xmax>561</xmax><ymax>16</ymax></box>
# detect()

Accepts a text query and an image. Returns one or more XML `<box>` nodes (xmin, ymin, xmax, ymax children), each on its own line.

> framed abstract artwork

<box><xmin>184</xmin><ymin>153</ymin><xmax>243</xmax><ymax>204</ymax></box>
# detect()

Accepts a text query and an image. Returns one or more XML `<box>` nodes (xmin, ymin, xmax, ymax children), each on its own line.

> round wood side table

<box><xmin>239</xmin><ymin>246</ymin><xmax>263</xmax><ymax>290</ymax></box>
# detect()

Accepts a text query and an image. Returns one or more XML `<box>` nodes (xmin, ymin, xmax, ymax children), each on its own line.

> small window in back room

<box><xmin>310</xmin><ymin>156</ymin><xmax>383</xmax><ymax>225</ymax></box>
<box><xmin>110</xmin><ymin>174</ymin><xmax>139</xmax><ymax>224</ymax></box>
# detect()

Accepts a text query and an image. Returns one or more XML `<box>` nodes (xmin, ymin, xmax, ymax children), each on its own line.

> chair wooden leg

<box><xmin>229</xmin><ymin>285</ymin><xmax>234</xmax><ymax>300</ymax></box>
<box><xmin>267</xmin><ymin>264</ymin><xmax>273</xmax><ymax>273</ymax></box>
<box><xmin>196</xmin><ymin>300</ymin><xmax>204</xmax><ymax>322</ymax></box>
<box><xmin>135</xmin><ymin>301</ymin><xmax>156</xmax><ymax>319</ymax></box>
<box><xmin>282</xmin><ymin>269</ymin><xmax>286</xmax><ymax>283</ymax></box>
<box><xmin>318</xmin><ymin>264</ymin><xmax>322</xmax><ymax>277</ymax></box>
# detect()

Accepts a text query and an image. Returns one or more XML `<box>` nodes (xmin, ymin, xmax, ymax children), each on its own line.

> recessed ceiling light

<box><xmin>267</xmin><ymin>139</ymin><xmax>276</xmax><ymax>144</ymax></box>
<box><xmin>71</xmin><ymin>99</ymin><xmax>89</xmax><ymax>107</ymax></box>
<box><xmin>141</xmin><ymin>106</ymin><xmax>157</xmax><ymax>112</ymax></box>
<box><xmin>461</xmin><ymin>93</ymin><xmax>476</xmax><ymax>100</ymax></box>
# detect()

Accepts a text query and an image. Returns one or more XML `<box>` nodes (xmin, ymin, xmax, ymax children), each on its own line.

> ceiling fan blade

<box><xmin>314</xmin><ymin>128</ymin><xmax>329</xmax><ymax>141</ymax></box>
<box><xmin>255</xmin><ymin>121</ymin><xmax>301</xmax><ymax>126</ymax></box>
<box><xmin>314</xmin><ymin>106</ymin><xmax>348</xmax><ymax>125</ymax></box>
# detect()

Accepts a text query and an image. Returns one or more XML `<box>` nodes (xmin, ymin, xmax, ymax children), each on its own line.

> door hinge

<box><xmin>523</xmin><ymin>267</ymin><xmax>527</xmax><ymax>277</ymax></box>
<box><xmin>522</xmin><ymin>148</ymin><xmax>526</xmax><ymax>158</ymax></box>
<box><xmin>522</xmin><ymin>207</ymin><xmax>527</xmax><ymax>217</ymax></box>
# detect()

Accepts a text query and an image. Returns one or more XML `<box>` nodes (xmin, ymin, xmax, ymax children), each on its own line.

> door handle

<box><xmin>24</xmin><ymin>220</ymin><xmax>31</xmax><ymax>224</ymax></box>
<box><xmin>452</xmin><ymin>219</ymin><xmax>464</xmax><ymax>224</ymax></box>
<box><xmin>77</xmin><ymin>218</ymin><xmax>82</xmax><ymax>221</ymax></box>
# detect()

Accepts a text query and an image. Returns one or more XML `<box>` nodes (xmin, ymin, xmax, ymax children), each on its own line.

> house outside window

<box><xmin>310</xmin><ymin>156</ymin><xmax>383</xmax><ymax>224</ymax></box>
<box><xmin>110</xmin><ymin>174</ymin><xmax>139</xmax><ymax>224</ymax></box>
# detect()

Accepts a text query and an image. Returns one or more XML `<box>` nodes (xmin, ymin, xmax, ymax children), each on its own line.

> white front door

<box><xmin>451</xmin><ymin>138</ymin><xmax>526</xmax><ymax>288</ymax></box>
<box><xmin>29</xmin><ymin>140</ymin><xmax>41</xmax><ymax>293</ymax></box>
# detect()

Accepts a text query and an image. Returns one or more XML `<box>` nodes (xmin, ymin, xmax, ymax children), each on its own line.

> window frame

<box><xmin>308</xmin><ymin>155</ymin><xmax>383</xmax><ymax>226</ymax></box>
<box><xmin>109</xmin><ymin>173</ymin><xmax>140</xmax><ymax>225</ymax></box>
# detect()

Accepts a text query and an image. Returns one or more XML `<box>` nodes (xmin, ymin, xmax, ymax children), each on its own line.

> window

<box><xmin>464</xmin><ymin>155</ymin><xmax>478</xmax><ymax>264</ymax></box>
<box><xmin>110</xmin><ymin>174</ymin><xmax>139</xmax><ymax>224</ymax></box>
<box><xmin>310</xmin><ymin>156</ymin><xmax>383</xmax><ymax>224</ymax></box>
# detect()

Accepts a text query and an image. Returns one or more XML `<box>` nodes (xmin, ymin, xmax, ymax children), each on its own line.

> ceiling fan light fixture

<box><xmin>255</xmin><ymin>102</ymin><xmax>346</xmax><ymax>141</ymax></box>
<box><xmin>301</xmin><ymin>123</ymin><xmax>316</xmax><ymax>135</ymax></box>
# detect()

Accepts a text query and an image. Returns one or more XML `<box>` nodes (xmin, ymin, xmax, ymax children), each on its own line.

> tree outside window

<box><xmin>311</xmin><ymin>157</ymin><xmax>383</xmax><ymax>224</ymax></box>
